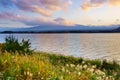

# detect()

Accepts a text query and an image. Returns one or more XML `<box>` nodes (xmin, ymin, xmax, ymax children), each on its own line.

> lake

<box><xmin>0</xmin><ymin>33</ymin><xmax>120</xmax><ymax>62</ymax></box>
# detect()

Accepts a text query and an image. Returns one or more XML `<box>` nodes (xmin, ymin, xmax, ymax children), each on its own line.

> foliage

<box><xmin>2</xmin><ymin>35</ymin><xmax>33</xmax><ymax>55</ymax></box>
<box><xmin>0</xmin><ymin>52</ymin><xmax>119</xmax><ymax>80</ymax></box>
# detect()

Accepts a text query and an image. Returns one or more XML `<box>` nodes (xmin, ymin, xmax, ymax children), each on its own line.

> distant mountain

<box><xmin>27</xmin><ymin>25</ymin><xmax>115</xmax><ymax>31</ymax></box>
<box><xmin>0</xmin><ymin>27</ymin><xmax>14</xmax><ymax>32</ymax></box>
<box><xmin>113</xmin><ymin>26</ymin><xmax>120</xmax><ymax>32</ymax></box>
<box><xmin>0</xmin><ymin>24</ymin><xmax>119</xmax><ymax>33</ymax></box>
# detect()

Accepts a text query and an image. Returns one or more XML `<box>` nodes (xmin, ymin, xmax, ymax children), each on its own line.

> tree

<box><xmin>2</xmin><ymin>35</ymin><xmax>33</xmax><ymax>55</ymax></box>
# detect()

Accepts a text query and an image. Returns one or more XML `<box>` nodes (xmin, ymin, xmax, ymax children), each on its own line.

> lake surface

<box><xmin>0</xmin><ymin>33</ymin><xmax>120</xmax><ymax>62</ymax></box>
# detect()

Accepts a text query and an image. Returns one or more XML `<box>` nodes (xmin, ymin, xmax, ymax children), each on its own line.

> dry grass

<box><xmin>0</xmin><ymin>43</ymin><xmax>3</xmax><ymax>53</ymax></box>
<box><xmin>0</xmin><ymin>52</ymin><xmax>119</xmax><ymax>80</ymax></box>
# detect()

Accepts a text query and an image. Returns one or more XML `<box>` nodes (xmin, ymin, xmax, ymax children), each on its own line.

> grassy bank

<box><xmin>0</xmin><ymin>52</ymin><xmax>120</xmax><ymax>80</ymax></box>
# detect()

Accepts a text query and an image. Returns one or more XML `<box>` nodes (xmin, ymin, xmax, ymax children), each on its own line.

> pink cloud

<box><xmin>0</xmin><ymin>12</ymin><xmax>29</xmax><ymax>22</ymax></box>
<box><xmin>81</xmin><ymin>0</ymin><xmax>107</xmax><ymax>11</ymax></box>
<box><xmin>54</xmin><ymin>18</ymin><xmax>75</xmax><ymax>26</ymax></box>
<box><xmin>81</xmin><ymin>0</ymin><xmax>120</xmax><ymax>11</ymax></box>
<box><xmin>12</xmin><ymin>0</ymin><xmax>72</xmax><ymax>17</ymax></box>
<box><xmin>0</xmin><ymin>0</ymin><xmax>74</xmax><ymax>26</ymax></box>
<box><xmin>0</xmin><ymin>12</ymin><xmax>75</xmax><ymax>26</ymax></box>
<box><xmin>109</xmin><ymin>0</ymin><xmax>120</xmax><ymax>7</ymax></box>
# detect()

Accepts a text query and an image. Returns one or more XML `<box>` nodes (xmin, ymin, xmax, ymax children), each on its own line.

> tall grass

<box><xmin>0</xmin><ymin>52</ymin><xmax>119</xmax><ymax>80</ymax></box>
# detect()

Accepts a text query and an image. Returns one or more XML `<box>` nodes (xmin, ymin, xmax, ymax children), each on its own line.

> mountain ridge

<box><xmin>0</xmin><ymin>24</ymin><xmax>120</xmax><ymax>33</ymax></box>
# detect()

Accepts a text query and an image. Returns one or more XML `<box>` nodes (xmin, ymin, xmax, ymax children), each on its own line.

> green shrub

<box><xmin>2</xmin><ymin>35</ymin><xmax>33</xmax><ymax>55</ymax></box>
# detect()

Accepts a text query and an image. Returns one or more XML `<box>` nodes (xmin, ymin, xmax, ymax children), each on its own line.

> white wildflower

<box><xmin>27</xmin><ymin>71</ymin><xmax>30</xmax><ymax>76</ymax></box>
<box><xmin>83</xmin><ymin>65</ymin><xmax>87</xmax><ymax>69</ymax></box>
<box><xmin>95</xmin><ymin>69</ymin><xmax>105</xmax><ymax>76</ymax></box>
<box><xmin>82</xmin><ymin>61</ymin><xmax>85</xmax><ymax>64</ymax></box>
<box><xmin>66</xmin><ymin>69</ymin><xmax>69</xmax><ymax>73</ymax></box>
<box><xmin>105</xmin><ymin>77</ymin><xmax>109</xmax><ymax>80</ymax></box>
<box><xmin>38</xmin><ymin>72</ymin><xmax>41</xmax><ymax>75</ymax></box>
<box><xmin>87</xmin><ymin>68</ymin><xmax>94</xmax><ymax>73</ymax></box>
<box><xmin>29</xmin><ymin>73</ymin><xmax>33</xmax><ymax>77</ymax></box>
<box><xmin>77</xmin><ymin>64</ymin><xmax>80</xmax><ymax>68</ymax></box>
<box><xmin>62</xmin><ymin>67</ymin><xmax>65</xmax><ymax>72</ymax></box>
<box><xmin>24</xmin><ymin>71</ymin><xmax>27</xmax><ymax>75</ymax></box>
<box><xmin>92</xmin><ymin>65</ymin><xmax>96</xmax><ymax>69</ymax></box>
<box><xmin>70</xmin><ymin>64</ymin><xmax>75</xmax><ymax>68</ymax></box>
<box><xmin>78</xmin><ymin>72</ymin><xmax>81</xmax><ymax>76</ymax></box>
<box><xmin>79</xmin><ymin>65</ymin><xmax>83</xmax><ymax>70</ymax></box>
<box><xmin>66</xmin><ymin>64</ymin><xmax>69</xmax><ymax>67</ymax></box>
<box><xmin>4</xmin><ymin>60</ymin><xmax>7</xmax><ymax>63</ymax></box>
<box><xmin>41</xmin><ymin>77</ymin><xmax>44</xmax><ymax>80</ymax></box>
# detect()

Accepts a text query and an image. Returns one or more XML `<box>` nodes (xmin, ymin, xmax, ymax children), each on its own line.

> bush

<box><xmin>2</xmin><ymin>35</ymin><xmax>33</xmax><ymax>55</ymax></box>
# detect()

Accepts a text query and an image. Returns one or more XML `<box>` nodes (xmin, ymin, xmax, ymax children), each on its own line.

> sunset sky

<box><xmin>0</xmin><ymin>0</ymin><xmax>120</xmax><ymax>28</ymax></box>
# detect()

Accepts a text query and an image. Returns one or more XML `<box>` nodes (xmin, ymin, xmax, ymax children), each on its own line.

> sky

<box><xmin>0</xmin><ymin>0</ymin><xmax>120</xmax><ymax>28</ymax></box>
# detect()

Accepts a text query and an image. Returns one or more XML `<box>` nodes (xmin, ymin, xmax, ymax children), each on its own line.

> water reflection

<box><xmin>0</xmin><ymin>33</ymin><xmax>120</xmax><ymax>62</ymax></box>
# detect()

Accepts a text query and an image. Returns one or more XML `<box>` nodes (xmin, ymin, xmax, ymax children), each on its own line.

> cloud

<box><xmin>81</xmin><ymin>0</ymin><xmax>107</xmax><ymax>11</ymax></box>
<box><xmin>81</xmin><ymin>0</ymin><xmax>120</xmax><ymax>11</ymax></box>
<box><xmin>109</xmin><ymin>0</ymin><xmax>120</xmax><ymax>6</ymax></box>
<box><xmin>0</xmin><ymin>0</ymin><xmax>74</xmax><ymax>27</ymax></box>
<box><xmin>54</xmin><ymin>18</ymin><xmax>75</xmax><ymax>26</ymax></box>
<box><xmin>0</xmin><ymin>0</ymin><xmax>72</xmax><ymax>17</ymax></box>
<box><xmin>0</xmin><ymin>12</ymin><xmax>29</xmax><ymax>22</ymax></box>
<box><xmin>0</xmin><ymin>12</ymin><xmax>74</xmax><ymax>26</ymax></box>
<box><xmin>0</xmin><ymin>12</ymin><xmax>45</xmax><ymax>26</ymax></box>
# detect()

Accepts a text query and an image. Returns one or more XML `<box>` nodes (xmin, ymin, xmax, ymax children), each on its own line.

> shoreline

<box><xmin>35</xmin><ymin>51</ymin><xmax>120</xmax><ymax>64</ymax></box>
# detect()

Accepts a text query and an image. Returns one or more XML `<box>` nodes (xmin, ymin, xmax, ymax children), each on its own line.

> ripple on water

<box><xmin>0</xmin><ymin>33</ymin><xmax>120</xmax><ymax>63</ymax></box>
